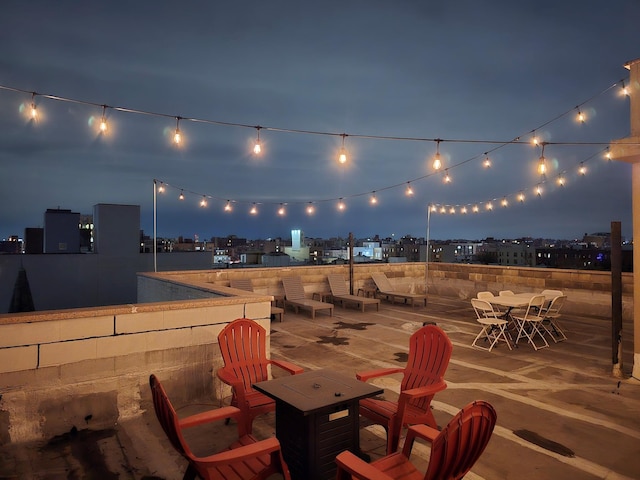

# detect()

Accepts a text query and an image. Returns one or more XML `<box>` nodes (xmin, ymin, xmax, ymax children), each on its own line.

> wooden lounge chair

<box><xmin>327</xmin><ymin>274</ymin><xmax>379</xmax><ymax>312</ymax></box>
<box><xmin>371</xmin><ymin>272</ymin><xmax>427</xmax><ymax>307</ymax></box>
<box><xmin>230</xmin><ymin>278</ymin><xmax>284</xmax><ymax>322</ymax></box>
<box><xmin>281</xmin><ymin>276</ymin><xmax>333</xmax><ymax>319</ymax></box>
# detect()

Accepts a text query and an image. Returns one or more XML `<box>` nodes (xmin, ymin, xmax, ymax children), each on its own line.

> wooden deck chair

<box><xmin>356</xmin><ymin>324</ymin><xmax>452</xmax><ymax>454</ymax></box>
<box><xmin>149</xmin><ymin>374</ymin><xmax>292</xmax><ymax>480</ymax></box>
<box><xmin>336</xmin><ymin>400</ymin><xmax>497</xmax><ymax>480</ymax></box>
<box><xmin>281</xmin><ymin>276</ymin><xmax>333</xmax><ymax>319</ymax></box>
<box><xmin>471</xmin><ymin>298</ymin><xmax>512</xmax><ymax>352</ymax></box>
<box><xmin>216</xmin><ymin>318</ymin><xmax>303</xmax><ymax>434</ymax></box>
<box><xmin>327</xmin><ymin>274</ymin><xmax>380</xmax><ymax>312</ymax></box>
<box><xmin>541</xmin><ymin>294</ymin><xmax>567</xmax><ymax>342</ymax></box>
<box><xmin>371</xmin><ymin>272</ymin><xmax>427</xmax><ymax>307</ymax></box>
<box><xmin>230</xmin><ymin>278</ymin><xmax>284</xmax><ymax>322</ymax></box>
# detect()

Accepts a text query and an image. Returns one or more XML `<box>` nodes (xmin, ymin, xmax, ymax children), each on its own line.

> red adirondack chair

<box><xmin>217</xmin><ymin>318</ymin><xmax>303</xmax><ymax>434</ymax></box>
<box><xmin>356</xmin><ymin>324</ymin><xmax>453</xmax><ymax>454</ymax></box>
<box><xmin>149</xmin><ymin>374</ymin><xmax>291</xmax><ymax>480</ymax></box>
<box><xmin>336</xmin><ymin>400</ymin><xmax>497</xmax><ymax>480</ymax></box>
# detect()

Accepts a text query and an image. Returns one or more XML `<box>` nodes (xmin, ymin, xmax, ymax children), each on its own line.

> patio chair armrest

<box><xmin>216</xmin><ymin>367</ymin><xmax>245</xmax><ymax>391</ymax></box>
<box><xmin>335</xmin><ymin>450</ymin><xmax>394</xmax><ymax>480</ymax></box>
<box><xmin>198</xmin><ymin>437</ymin><xmax>283</xmax><ymax>467</ymax></box>
<box><xmin>399</xmin><ymin>379</ymin><xmax>447</xmax><ymax>401</ymax></box>
<box><xmin>401</xmin><ymin>424</ymin><xmax>440</xmax><ymax>456</ymax></box>
<box><xmin>179</xmin><ymin>406</ymin><xmax>242</xmax><ymax>429</ymax></box>
<box><xmin>269</xmin><ymin>359</ymin><xmax>304</xmax><ymax>375</ymax></box>
<box><xmin>356</xmin><ymin>367</ymin><xmax>405</xmax><ymax>382</ymax></box>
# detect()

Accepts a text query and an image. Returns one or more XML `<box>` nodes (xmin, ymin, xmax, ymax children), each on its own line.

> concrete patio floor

<box><xmin>1</xmin><ymin>293</ymin><xmax>639</xmax><ymax>479</ymax></box>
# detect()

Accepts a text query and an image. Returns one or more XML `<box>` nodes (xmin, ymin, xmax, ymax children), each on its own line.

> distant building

<box><xmin>44</xmin><ymin>208</ymin><xmax>80</xmax><ymax>253</ymax></box>
<box><xmin>24</xmin><ymin>228</ymin><xmax>44</xmax><ymax>254</ymax></box>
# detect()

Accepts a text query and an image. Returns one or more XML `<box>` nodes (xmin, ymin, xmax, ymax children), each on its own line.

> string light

<box><xmin>405</xmin><ymin>182</ymin><xmax>414</xmax><ymax>196</ymax></box>
<box><xmin>501</xmin><ymin>197</ymin><xmax>508</xmax><ymax>207</ymax></box>
<box><xmin>224</xmin><ymin>200</ymin><xmax>233</xmax><ymax>212</ymax></box>
<box><xmin>536</xmin><ymin>185</ymin><xmax>542</xmax><ymax>196</ymax></box>
<box><xmin>576</xmin><ymin>107</ymin><xmax>585</xmax><ymax>123</ymax></box>
<box><xmin>621</xmin><ymin>80</ymin><xmax>629</xmax><ymax>96</ymax></box>
<box><xmin>200</xmin><ymin>196</ymin><xmax>207</xmax><ymax>207</ymax></box>
<box><xmin>30</xmin><ymin>92</ymin><xmax>38</xmax><ymax>119</ymax></box>
<box><xmin>338</xmin><ymin>134</ymin><xmax>347</xmax><ymax>164</ymax></box>
<box><xmin>173</xmin><ymin>117</ymin><xmax>182</xmax><ymax>145</ymax></box>
<box><xmin>253</xmin><ymin>127</ymin><xmax>262</xmax><ymax>155</ymax></box>
<box><xmin>518</xmin><ymin>192</ymin><xmax>525</xmax><ymax>202</ymax></box>
<box><xmin>432</xmin><ymin>139</ymin><xmax>442</xmax><ymax>170</ymax></box>
<box><xmin>605</xmin><ymin>147</ymin><xmax>612</xmax><ymax>160</ymax></box>
<box><xmin>557</xmin><ymin>175</ymin><xmax>565</xmax><ymax>186</ymax></box>
<box><xmin>278</xmin><ymin>203</ymin><xmax>286</xmax><ymax>216</ymax></box>
<box><xmin>449</xmin><ymin>207</ymin><xmax>456</xmax><ymax>214</ymax></box>
<box><xmin>531</xmin><ymin>131</ymin><xmax>539</xmax><ymax>146</ymax></box>
<box><xmin>538</xmin><ymin>143</ymin><xmax>547</xmax><ymax>175</ymax></box>
<box><xmin>99</xmin><ymin>105</ymin><xmax>108</xmax><ymax>132</ymax></box>
<box><xmin>430</xmin><ymin>205</ymin><xmax>437</xmax><ymax>212</ymax></box>
<box><xmin>579</xmin><ymin>162</ymin><xmax>586</xmax><ymax>175</ymax></box>
<box><xmin>472</xmin><ymin>205</ymin><xmax>479</xmax><ymax>213</ymax></box>
<box><xmin>250</xmin><ymin>203</ymin><xmax>258</xmax><ymax>215</ymax></box>
<box><xmin>370</xmin><ymin>192</ymin><xmax>378</xmax><ymax>205</ymax></box>
<box><xmin>461</xmin><ymin>206</ymin><xmax>467</xmax><ymax>214</ymax></box>
<box><xmin>443</xmin><ymin>169</ymin><xmax>451</xmax><ymax>183</ymax></box>
<box><xmin>179</xmin><ymin>190</ymin><xmax>184</xmax><ymax>200</ymax></box>
<box><xmin>486</xmin><ymin>202</ymin><xmax>493</xmax><ymax>211</ymax></box>
<box><xmin>440</xmin><ymin>206</ymin><xmax>446</xmax><ymax>213</ymax></box>
<box><xmin>157</xmin><ymin>182</ymin><xmax>165</xmax><ymax>193</ymax></box>
<box><xmin>483</xmin><ymin>153</ymin><xmax>491</xmax><ymax>168</ymax></box>
<box><xmin>337</xmin><ymin>198</ymin><xmax>346</xmax><ymax>211</ymax></box>
<box><xmin>306</xmin><ymin>202</ymin><xmax>315</xmax><ymax>215</ymax></box>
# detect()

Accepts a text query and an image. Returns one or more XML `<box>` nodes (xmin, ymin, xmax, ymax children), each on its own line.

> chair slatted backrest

<box><xmin>545</xmin><ymin>295</ymin><xmax>567</xmax><ymax>316</ymax></box>
<box><xmin>149</xmin><ymin>374</ymin><xmax>193</xmax><ymax>460</ymax></box>
<box><xmin>403</xmin><ymin>325</ymin><xmax>453</xmax><ymax>411</ymax></box>
<box><xmin>419</xmin><ymin>400</ymin><xmax>497</xmax><ymax>480</ymax></box>
<box><xmin>371</xmin><ymin>272</ymin><xmax>394</xmax><ymax>292</ymax></box>
<box><xmin>327</xmin><ymin>274</ymin><xmax>349</xmax><ymax>296</ymax></box>
<box><xmin>217</xmin><ymin>319</ymin><xmax>270</xmax><ymax>391</ymax></box>
<box><xmin>282</xmin><ymin>276</ymin><xmax>306</xmax><ymax>301</ymax></box>
<box><xmin>476</xmin><ymin>291</ymin><xmax>495</xmax><ymax>301</ymax></box>
<box><xmin>471</xmin><ymin>298</ymin><xmax>496</xmax><ymax>320</ymax></box>
<box><xmin>524</xmin><ymin>295</ymin><xmax>546</xmax><ymax>318</ymax></box>
<box><xmin>230</xmin><ymin>278</ymin><xmax>254</xmax><ymax>292</ymax></box>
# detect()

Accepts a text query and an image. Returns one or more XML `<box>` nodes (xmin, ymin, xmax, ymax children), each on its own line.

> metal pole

<box><xmin>153</xmin><ymin>179</ymin><xmax>157</xmax><ymax>273</ymax></box>
<box><xmin>348</xmin><ymin>232</ymin><xmax>354</xmax><ymax>295</ymax></box>
<box><xmin>425</xmin><ymin>205</ymin><xmax>431</xmax><ymax>296</ymax></box>
<box><xmin>611</xmin><ymin>221</ymin><xmax>623</xmax><ymax>377</ymax></box>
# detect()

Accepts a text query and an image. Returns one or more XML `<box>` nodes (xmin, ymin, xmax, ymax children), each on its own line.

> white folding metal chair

<box><xmin>471</xmin><ymin>298</ymin><xmax>512</xmax><ymax>352</ymax></box>
<box><xmin>511</xmin><ymin>294</ymin><xmax>549</xmax><ymax>350</ymax></box>
<box><xmin>541</xmin><ymin>295</ymin><xmax>567</xmax><ymax>342</ymax></box>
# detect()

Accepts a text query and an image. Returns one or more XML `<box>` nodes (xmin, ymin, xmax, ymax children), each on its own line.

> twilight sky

<box><xmin>0</xmin><ymin>1</ymin><xmax>638</xmax><ymax>242</ymax></box>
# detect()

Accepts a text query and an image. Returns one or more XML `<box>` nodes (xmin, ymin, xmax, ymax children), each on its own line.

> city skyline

<box><xmin>1</xmin><ymin>1</ymin><xmax>638</xmax><ymax>242</ymax></box>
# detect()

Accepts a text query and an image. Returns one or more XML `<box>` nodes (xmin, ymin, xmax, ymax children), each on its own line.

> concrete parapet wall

<box><xmin>0</xmin><ymin>289</ymin><xmax>271</xmax><ymax>443</ymax></box>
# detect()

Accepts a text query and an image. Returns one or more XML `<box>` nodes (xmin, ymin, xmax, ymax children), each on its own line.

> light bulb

<box><xmin>577</xmin><ymin>109</ymin><xmax>585</xmax><ymax>123</ymax></box>
<box><xmin>370</xmin><ymin>193</ymin><xmax>377</xmax><ymax>205</ymax></box>
<box><xmin>538</xmin><ymin>156</ymin><xmax>546</xmax><ymax>175</ymax></box>
<box><xmin>432</xmin><ymin>153</ymin><xmax>442</xmax><ymax>170</ymax></box>
<box><xmin>405</xmin><ymin>183</ymin><xmax>414</xmax><ymax>196</ymax></box>
<box><xmin>100</xmin><ymin>116</ymin><xmax>108</xmax><ymax>132</ymax></box>
<box><xmin>518</xmin><ymin>192</ymin><xmax>525</xmax><ymax>202</ymax></box>
<box><xmin>531</xmin><ymin>134</ymin><xmax>539</xmax><ymax>146</ymax></box>
<box><xmin>200</xmin><ymin>196</ymin><xmax>207</xmax><ymax>207</ymax></box>
<box><xmin>250</xmin><ymin>203</ymin><xmax>258</xmax><ymax>215</ymax></box>
<box><xmin>443</xmin><ymin>170</ymin><xmax>451</xmax><ymax>183</ymax></box>
<box><xmin>558</xmin><ymin>176</ymin><xmax>565</xmax><ymax>186</ymax></box>
<box><xmin>338</xmin><ymin>148</ymin><xmax>347</xmax><ymax>164</ymax></box>
<box><xmin>536</xmin><ymin>186</ymin><xmax>542</xmax><ymax>196</ymax></box>
<box><xmin>224</xmin><ymin>200</ymin><xmax>232</xmax><ymax>212</ymax></box>
<box><xmin>579</xmin><ymin>163</ymin><xmax>586</xmax><ymax>175</ymax></box>
<box><xmin>472</xmin><ymin>205</ymin><xmax>479</xmax><ymax>213</ymax></box>
<box><xmin>483</xmin><ymin>156</ymin><xmax>491</xmax><ymax>168</ymax></box>
<box><xmin>174</xmin><ymin>129</ymin><xmax>181</xmax><ymax>145</ymax></box>
<box><xmin>449</xmin><ymin>207</ymin><xmax>455</xmax><ymax>214</ymax></box>
<box><xmin>461</xmin><ymin>207</ymin><xmax>467</xmax><ymax>214</ymax></box>
<box><xmin>179</xmin><ymin>191</ymin><xmax>185</xmax><ymax>200</ymax></box>
<box><xmin>253</xmin><ymin>127</ymin><xmax>262</xmax><ymax>155</ymax></box>
<box><xmin>486</xmin><ymin>203</ymin><xmax>493</xmax><ymax>211</ymax></box>
<box><xmin>157</xmin><ymin>183</ymin><xmax>165</xmax><ymax>193</ymax></box>
<box><xmin>501</xmin><ymin>198</ymin><xmax>508</xmax><ymax>207</ymax></box>
<box><xmin>338</xmin><ymin>199</ymin><xmax>345</xmax><ymax>211</ymax></box>
<box><xmin>278</xmin><ymin>204</ymin><xmax>286</xmax><ymax>216</ymax></box>
<box><xmin>306</xmin><ymin>203</ymin><xmax>315</xmax><ymax>215</ymax></box>
<box><xmin>30</xmin><ymin>103</ymin><xmax>37</xmax><ymax>119</ymax></box>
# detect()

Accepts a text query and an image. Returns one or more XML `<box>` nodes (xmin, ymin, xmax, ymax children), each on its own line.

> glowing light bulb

<box><xmin>337</xmin><ymin>199</ymin><xmax>346</xmax><ymax>211</ymax></box>
<box><xmin>440</xmin><ymin>206</ymin><xmax>446</xmax><ymax>214</ymax></box>
<box><xmin>200</xmin><ymin>196</ymin><xmax>207</xmax><ymax>207</ymax></box>
<box><xmin>253</xmin><ymin>127</ymin><xmax>262</xmax><ymax>155</ymax></box>
<box><xmin>30</xmin><ymin>103</ymin><xmax>37</xmax><ymax>119</ymax></box>
<box><xmin>449</xmin><ymin>207</ymin><xmax>455</xmax><ymax>214</ymax></box>
<box><xmin>430</xmin><ymin>205</ymin><xmax>437</xmax><ymax>212</ymax></box>
<box><xmin>518</xmin><ymin>192</ymin><xmax>525</xmax><ymax>202</ymax></box>
<box><xmin>157</xmin><ymin>183</ymin><xmax>165</xmax><ymax>193</ymax></box>
<box><xmin>306</xmin><ymin>203</ymin><xmax>315</xmax><ymax>215</ymax></box>
<box><xmin>486</xmin><ymin>203</ymin><xmax>493</xmax><ymax>211</ymax></box>
<box><xmin>483</xmin><ymin>155</ymin><xmax>491</xmax><ymax>168</ymax></box>
<box><xmin>536</xmin><ymin>185</ymin><xmax>542</xmax><ymax>196</ymax></box>
<box><xmin>605</xmin><ymin>149</ymin><xmax>612</xmax><ymax>160</ymax></box>
<box><xmin>179</xmin><ymin>191</ymin><xmax>185</xmax><ymax>200</ymax></box>
<box><xmin>250</xmin><ymin>203</ymin><xmax>258</xmax><ymax>215</ymax></box>
<box><xmin>338</xmin><ymin>134</ymin><xmax>348</xmax><ymax>164</ymax></box>
<box><xmin>531</xmin><ymin>134</ymin><xmax>539</xmax><ymax>146</ymax></box>
<box><xmin>370</xmin><ymin>192</ymin><xmax>377</xmax><ymax>205</ymax></box>
<box><xmin>472</xmin><ymin>205</ymin><xmax>479</xmax><ymax>213</ymax></box>
<box><xmin>501</xmin><ymin>198</ymin><xmax>508</xmax><ymax>207</ymax></box>
<box><xmin>621</xmin><ymin>81</ymin><xmax>629</xmax><ymax>96</ymax></box>
<box><xmin>538</xmin><ymin>156</ymin><xmax>546</xmax><ymax>175</ymax></box>
<box><xmin>278</xmin><ymin>204</ymin><xmax>286</xmax><ymax>216</ymax></box>
<box><xmin>461</xmin><ymin>207</ymin><xmax>467</xmax><ymax>214</ymax></box>
<box><xmin>557</xmin><ymin>176</ymin><xmax>565</xmax><ymax>186</ymax></box>
<box><xmin>443</xmin><ymin>170</ymin><xmax>451</xmax><ymax>183</ymax></box>
<box><xmin>432</xmin><ymin>152</ymin><xmax>442</xmax><ymax>170</ymax></box>
<box><xmin>174</xmin><ymin>129</ymin><xmax>181</xmax><ymax>145</ymax></box>
<box><xmin>576</xmin><ymin>109</ymin><xmax>585</xmax><ymax>123</ymax></box>
<box><xmin>579</xmin><ymin>163</ymin><xmax>586</xmax><ymax>175</ymax></box>
<box><xmin>224</xmin><ymin>200</ymin><xmax>232</xmax><ymax>212</ymax></box>
<box><xmin>405</xmin><ymin>183</ymin><xmax>414</xmax><ymax>196</ymax></box>
<box><xmin>100</xmin><ymin>116</ymin><xmax>108</xmax><ymax>132</ymax></box>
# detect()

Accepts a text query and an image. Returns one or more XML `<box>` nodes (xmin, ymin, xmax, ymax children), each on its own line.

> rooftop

<box><xmin>1</xmin><ymin>293</ymin><xmax>638</xmax><ymax>479</ymax></box>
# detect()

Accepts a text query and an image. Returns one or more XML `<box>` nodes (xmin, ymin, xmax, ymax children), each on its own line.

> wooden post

<box><xmin>611</xmin><ymin>221</ymin><xmax>623</xmax><ymax>377</ymax></box>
